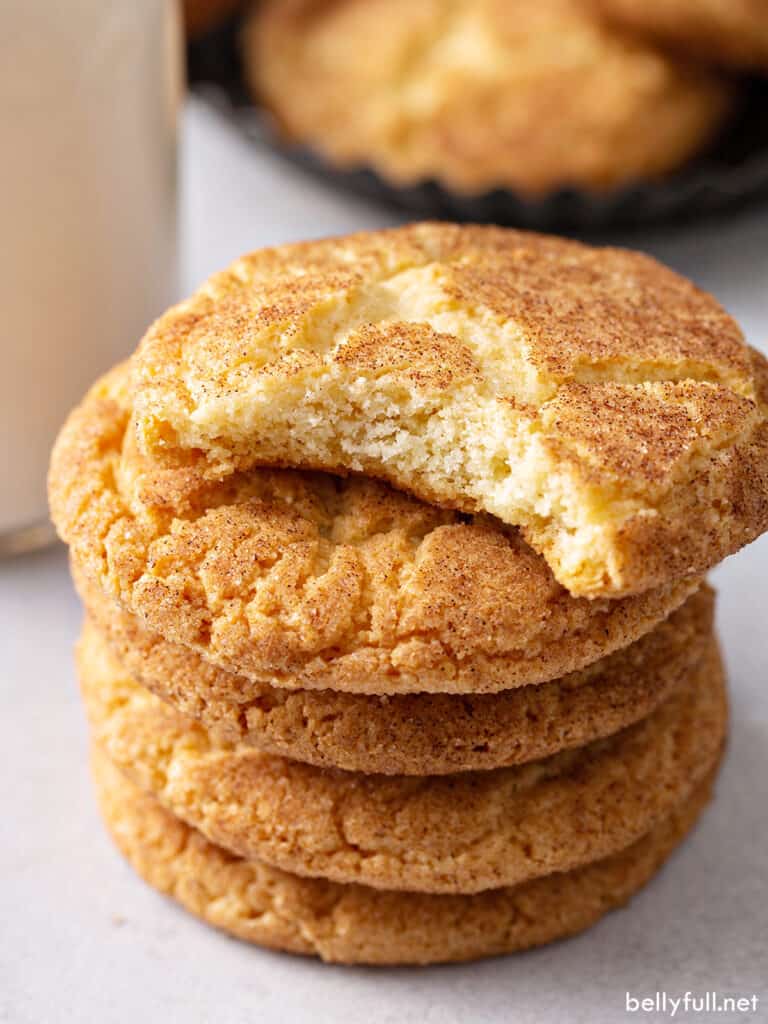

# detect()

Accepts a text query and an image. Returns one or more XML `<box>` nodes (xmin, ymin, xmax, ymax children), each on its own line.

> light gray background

<box><xmin>2</xmin><ymin>99</ymin><xmax>767</xmax><ymax>1024</ymax></box>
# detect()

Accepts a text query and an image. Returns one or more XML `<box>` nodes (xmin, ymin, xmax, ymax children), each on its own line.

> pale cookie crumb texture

<box><xmin>589</xmin><ymin>0</ymin><xmax>768</xmax><ymax>71</ymax></box>
<box><xmin>78</xmin><ymin>567</ymin><xmax>714</xmax><ymax>775</ymax></box>
<box><xmin>127</xmin><ymin>223</ymin><xmax>768</xmax><ymax>597</ymax></box>
<box><xmin>79</xmin><ymin>628</ymin><xmax>727</xmax><ymax>895</ymax></box>
<box><xmin>93</xmin><ymin>749</ymin><xmax>718</xmax><ymax>965</ymax></box>
<box><xmin>50</xmin><ymin>361</ymin><xmax>700</xmax><ymax>694</ymax></box>
<box><xmin>245</xmin><ymin>0</ymin><xmax>733</xmax><ymax>194</ymax></box>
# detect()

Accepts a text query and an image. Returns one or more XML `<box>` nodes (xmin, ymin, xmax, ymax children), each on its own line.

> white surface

<box><xmin>2</xmin><ymin>98</ymin><xmax>767</xmax><ymax>1024</ymax></box>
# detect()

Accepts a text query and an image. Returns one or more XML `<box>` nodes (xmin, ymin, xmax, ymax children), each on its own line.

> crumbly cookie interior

<box><xmin>134</xmin><ymin>234</ymin><xmax>763</xmax><ymax>596</ymax></box>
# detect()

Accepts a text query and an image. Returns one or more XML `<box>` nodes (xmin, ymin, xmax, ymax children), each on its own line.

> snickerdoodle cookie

<box><xmin>93</xmin><ymin>749</ymin><xmax>719</xmax><ymax>964</ymax></box>
<box><xmin>126</xmin><ymin>224</ymin><xmax>768</xmax><ymax>598</ymax></box>
<box><xmin>244</xmin><ymin>0</ymin><xmax>732</xmax><ymax>195</ymax></box>
<box><xmin>77</xmin><ymin>566</ymin><xmax>714</xmax><ymax>775</ymax></box>
<box><xmin>590</xmin><ymin>0</ymin><xmax>768</xmax><ymax>71</ymax></box>
<box><xmin>50</xmin><ymin>362</ymin><xmax>700</xmax><ymax>694</ymax></box>
<box><xmin>79</xmin><ymin>628</ymin><xmax>726</xmax><ymax>894</ymax></box>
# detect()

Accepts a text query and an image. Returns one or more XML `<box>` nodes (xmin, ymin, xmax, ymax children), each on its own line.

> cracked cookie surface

<box><xmin>92</xmin><ymin>748</ymin><xmax>719</xmax><ymax>964</ymax></box>
<box><xmin>79</xmin><ymin>626</ymin><xmax>727</xmax><ymax>894</ymax></box>
<box><xmin>78</xmin><ymin>567</ymin><xmax>714</xmax><ymax>775</ymax></box>
<box><xmin>50</xmin><ymin>362</ymin><xmax>700</xmax><ymax>694</ymax></box>
<box><xmin>126</xmin><ymin>223</ymin><xmax>768</xmax><ymax>596</ymax></box>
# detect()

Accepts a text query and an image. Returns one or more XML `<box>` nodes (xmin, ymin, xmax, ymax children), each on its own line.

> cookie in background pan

<box><xmin>243</xmin><ymin>0</ymin><xmax>735</xmax><ymax>196</ymax></box>
<box><xmin>589</xmin><ymin>0</ymin><xmax>768</xmax><ymax>72</ymax></box>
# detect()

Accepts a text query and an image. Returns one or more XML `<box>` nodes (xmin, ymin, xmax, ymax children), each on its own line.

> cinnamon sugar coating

<box><xmin>125</xmin><ymin>223</ymin><xmax>768</xmax><ymax>596</ymax></box>
<box><xmin>93</xmin><ymin>749</ymin><xmax>718</xmax><ymax>964</ymax></box>
<box><xmin>50</xmin><ymin>362</ymin><xmax>700</xmax><ymax>693</ymax></box>
<box><xmin>79</xmin><ymin>624</ymin><xmax>726</xmax><ymax>895</ymax></box>
<box><xmin>78</xmin><ymin>567</ymin><xmax>714</xmax><ymax>775</ymax></box>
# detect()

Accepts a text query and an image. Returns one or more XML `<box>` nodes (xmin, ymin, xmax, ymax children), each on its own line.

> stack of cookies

<box><xmin>49</xmin><ymin>224</ymin><xmax>768</xmax><ymax>965</ymax></box>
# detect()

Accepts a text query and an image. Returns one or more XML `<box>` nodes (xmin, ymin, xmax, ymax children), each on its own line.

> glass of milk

<box><xmin>0</xmin><ymin>1</ymin><xmax>181</xmax><ymax>554</ymax></box>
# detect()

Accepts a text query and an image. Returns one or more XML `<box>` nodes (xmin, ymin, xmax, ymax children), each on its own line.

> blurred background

<box><xmin>2</xmin><ymin>2</ymin><xmax>766</xmax><ymax>1022</ymax></box>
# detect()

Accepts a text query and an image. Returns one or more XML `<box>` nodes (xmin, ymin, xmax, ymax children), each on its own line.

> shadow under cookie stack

<box><xmin>49</xmin><ymin>224</ymin><xmax>768</xmax><ymax>965</ymax></box>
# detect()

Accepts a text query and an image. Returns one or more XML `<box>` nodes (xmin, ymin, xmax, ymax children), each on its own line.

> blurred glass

<box><xmin>0</xmin><ymin>0</ymin><xmax>181</xmax><ymax>554</ymax></box>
